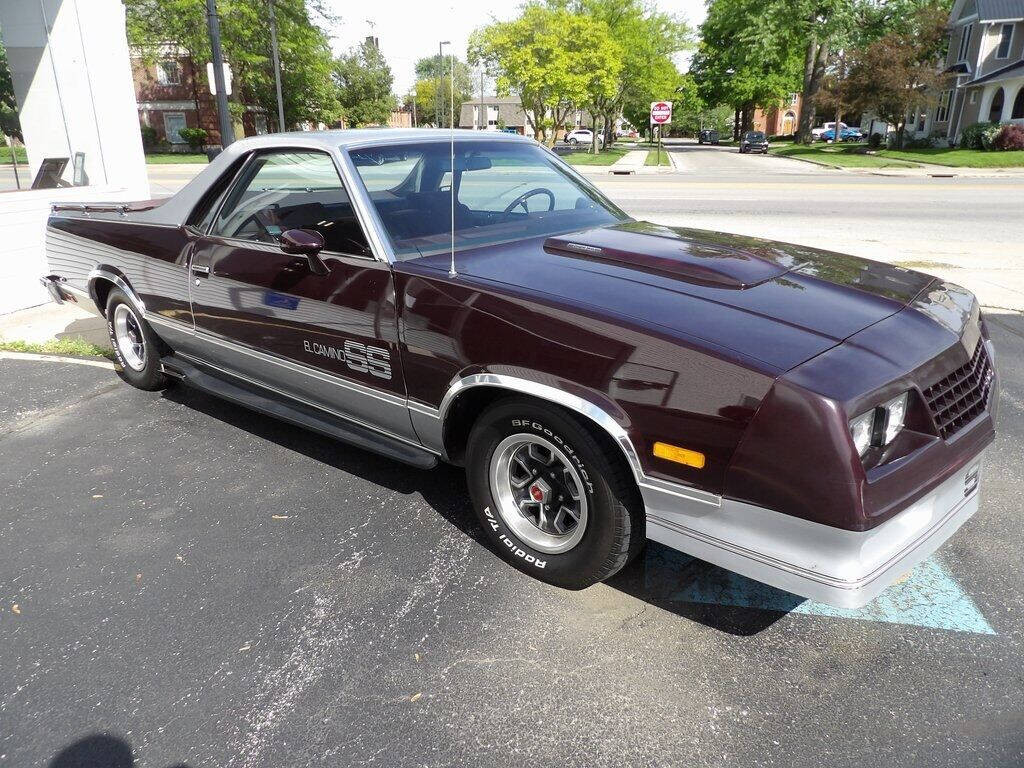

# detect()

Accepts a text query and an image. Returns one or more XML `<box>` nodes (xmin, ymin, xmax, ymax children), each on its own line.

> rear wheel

<box><xmin>569</xmin><ymin>138</ymin><xmax>578</xmax><ymax>146</ymax></box>
<box><xmin>465</xmin><ymin>398</ymin><xmax>645</xmax><ymax>589</ymax></box>
<box><xmin>105</xmin><ymin>289</ymin><xmax>167</xmax><ymax>391</ymax></box>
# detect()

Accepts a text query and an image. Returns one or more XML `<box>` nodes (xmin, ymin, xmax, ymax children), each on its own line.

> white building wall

<box><xmin>0</xmin><ymin>0</ymin><xmax>148</xmax><ymax>314</ymax></box>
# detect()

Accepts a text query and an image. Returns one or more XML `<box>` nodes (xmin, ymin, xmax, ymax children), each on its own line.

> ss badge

<box><xmin>963</xmin><ymin>464</ymin><xmax>980</xmax><ymax>498</ymax></box>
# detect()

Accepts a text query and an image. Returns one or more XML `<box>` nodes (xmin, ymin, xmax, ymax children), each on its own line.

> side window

<box><xmin>212</xmin><ymin>150</ymin><xmax>372</xmax><ymax>257</ymax></box>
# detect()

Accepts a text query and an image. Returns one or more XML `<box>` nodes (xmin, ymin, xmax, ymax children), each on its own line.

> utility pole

<box><xmin>479</xmin><ymin>68</ymin><xmax>484</xmax><ymax>130</ymax></box>
<box><xmin>268</xmin><ymin>0</ymin><xmax>286</xmax><ymax>133</ymax></box>
<box><xmin>411</xmin><ymin>90</ymin><xmax>417</xmax><ymax>127</ymax></box>
<box><xmin>437</xmin><ymin>41</ymin><xmax>449</xmax><ymax>128</ymax></box>
<box><xmin>205</xmin><ymin>0</ymin><xmax>234</xmax><ymax>147</ymax></box>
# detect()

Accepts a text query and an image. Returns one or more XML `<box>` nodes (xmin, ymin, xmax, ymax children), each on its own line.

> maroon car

<box><xmin>40</xmin><ymin>130</ymin><xmax>998</xmax><ymax>608</ymax></box>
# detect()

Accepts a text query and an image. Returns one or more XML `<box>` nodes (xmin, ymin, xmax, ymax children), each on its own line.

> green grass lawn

<box><xmin>0</xmin><ymin>337</ymin><xmax>113</xmax><ymax>360</ymax></box>
<box><xmin>561</xmin><ymin>148</ymin><xmax>629</xmax><ymax>166</ymax></box>
<box><xmin>770</xmin><ymin>143</ymin><xmax>921</xmax><ymax>168</ymax></box>
<box><xmin>0</xmin><ymin>146</ymin><xmax>28</xmax><ymax>163</ymax></box>
<box><xmin>877</xmin><ymin>148</ymin><xmax>1024</xmax><ymax>168</ymax></box>
<box><xmin>145</xmin><ymin>153</ymin><xmax>209</xmax><ymax>164</ymax></box>
<box><xmin>645</xmin><ymin>148</ymin><xmax>670</xmax><ymax>166</ymax></box>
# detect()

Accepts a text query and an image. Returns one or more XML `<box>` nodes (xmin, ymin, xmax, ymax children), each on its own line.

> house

<box><xmin>458</xmin><ymin>95</ymin><xmax>535</xmax><ymax>136</ymax></box>
<box><xmin>752</xmin><ymin>93</ymin><xmax>802</xmax><ymax>136</ymax></box>
<box><xmin>132</xmin><ymin>45</ymin><xmax>268</xmax><ymax>148</ymax></box>
<box><xmin>939</xmin><ymin>0</ymin><xmax>1024</xmax><ymax>141</ymax></box>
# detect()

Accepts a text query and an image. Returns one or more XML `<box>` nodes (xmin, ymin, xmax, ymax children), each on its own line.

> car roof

<box><xmin>228</xmin><ymin>128</ymin><xmax>534</xmax><ymax>153</ymax></box>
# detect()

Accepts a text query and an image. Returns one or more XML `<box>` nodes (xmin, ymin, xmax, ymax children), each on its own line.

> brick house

<box><xmin>132</xmin><ymin>46</ymin><xmax>268</xmax><ymax>149</ymax></box>
<box><xmin>926</xmin><ymin>0</ymin><xmax>1024</xmax><ymax>142</ymax></box>
<box><xmin>751</xmin><ymin>92</ymin><xmax>802</xmax><ymax>137</ymax></box>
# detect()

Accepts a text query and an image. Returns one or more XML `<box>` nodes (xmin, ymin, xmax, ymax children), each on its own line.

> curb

<box><xmin>0</xmin><ymin>350</ymin><xmax>115</xmax><ymax>369</ymax></box>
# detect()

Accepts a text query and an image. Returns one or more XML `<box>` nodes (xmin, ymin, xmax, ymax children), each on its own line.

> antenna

<box><xmin>449</xmin><ymin>48</ymin><xmax>457</xmax><ymax>278</ymax></box>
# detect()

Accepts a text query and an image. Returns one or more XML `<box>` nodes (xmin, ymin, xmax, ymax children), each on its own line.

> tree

<box><xmin>844</xmin><ymin>3</ymin><xmax>948</xmax><ymax>148</ymax></box>
<box><xmin>334</xmin><ymin>39</ymin><xmax>397</xmax><ymax>127</ymax></box>
<box><xmin>125</xmin><ymin>0</ymin><xmax>340</xmax><ymax>131</ymax></box>
<box><xmin>0</xmin><ymin>42</ymin><xmax>21</xmax><ymax>141</ymax></box>
<box><xmin>691</xmin><ymin>0</ymin><xmax>805</xmax><ymax>137</ymax></box>
<box><xmin>411</xmin><ymin>54</ymin><xmax>473</xmax><ymax>127</ymax></box>
<box><xmin>562</xmin><ymin>0</ymin><xmax>690</xmax><ymax>147</ymax></box>
<box><xmin>469</xmin><ymin>5</ymin><xmax>622</xmax><ymax>146</ymax></box>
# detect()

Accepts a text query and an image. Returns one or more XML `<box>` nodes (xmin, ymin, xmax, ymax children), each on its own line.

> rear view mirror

<box><xmin>456</xmin><ymin>155</ymin><xmax>492</xmax><ymax>172</ymax></box>
<box><xmin>280</xmin><ymin>228</ymin><xmax>330</xmax><ymax>276</ymax></box>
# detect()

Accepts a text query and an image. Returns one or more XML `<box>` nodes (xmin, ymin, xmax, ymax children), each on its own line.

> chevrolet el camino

<box><xmin>40</xmin><ymin>130</ymin><xmax>999</xmax><ymax>608</ymax></box>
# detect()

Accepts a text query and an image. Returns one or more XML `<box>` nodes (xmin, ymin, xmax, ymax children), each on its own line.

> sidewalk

<box><xmin>0</xmin><ymin>302</ymin><xmax>109</xmax><ymax>348</ymax></box>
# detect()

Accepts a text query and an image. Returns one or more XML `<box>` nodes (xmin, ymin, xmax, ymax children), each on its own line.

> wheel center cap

<box><xmin>528</xmin><ymin>478</ymin><xmax>551</xmax><ymax>504</ymax></box>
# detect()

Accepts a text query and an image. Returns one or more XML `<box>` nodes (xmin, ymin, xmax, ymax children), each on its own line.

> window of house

<box><xmin>212</xmin><ymin>150</ymin><xmax>372</xmax><ymax>257</ymax></box>
<box><xmin>487</xmin><ymin>106</ymin><xmax>498</xmax><ymax>127</ymax></box>
<box><xmin>995</xmin><ymin>23</ymin><xmax>1014</xmax><ymax>59</ymax></box>
<box><xmin>969</xmin><ymin>90</ymin><xmax>977</xmax><ymax>104</ymax></box>
<box><xmin>157</xmin><ymin>60</ymin><xmax>181</xmax><ymax>86</ymax></box>
<box><xmin>957</xmin><ymin>23</ymin><xmax>973</xmax><ymax>62</ymax></box>
<box><xmin>935</xmin><ymin>90</ymin><xmax>951</xmax><ymax>122</ymax></box>
<box><xmin>1013</xmin><ymin>87</ymin><xmax>1024</xmax><ymax>119</ymax></box>
<box><xmin>163</xmin><ymin>112</ymin><xmax>187</xmax><ymax>144</ymax></box>
<box><xmin>988</xmin><ymin>87</ymin><xmax>1006</xmax><ymax>122</ymax></box>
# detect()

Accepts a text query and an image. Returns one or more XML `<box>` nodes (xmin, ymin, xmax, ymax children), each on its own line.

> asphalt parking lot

<box><xmin>1</xmin><ymin>307</ymin><xmax>1022</xmax><ymax>768</ymax></box>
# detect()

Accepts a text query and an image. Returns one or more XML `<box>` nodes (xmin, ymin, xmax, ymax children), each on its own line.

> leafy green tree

<box><xmin>411</xmin><ymin>54</ymin><xmax>473</xmax><ymax>127</ymax></box>
<box><xmin>125</xmin><ymin>0</ymin><xmax>340</xmax><ymax>131</ymax></box>
<box><xmin>334</xmin><ymin>39</ymin><xmax>397</xmax><ymax>127</ymax></box>
<box><xmin>844</xmin><ymin>3</ymin><xmax>948</xmax><ymax>148</ymax></box>
<box><xmin>470</xmin><ymin>5</ymin><xmax>622</xmax><ymax>146</ymax></box>
<box><xmin>691</xmin><ymin>0</ymin><xmax>805</xmax><ymax>137</ymax></box>
<box><xmin>0</xmin><ymin>42</ymin><xmax>21</xmax><ymax>141</ymax></box>
<box><xmin>562</xmin><ymin>0</ymin><xmax>690</xmax><ymax>147</ymax></box>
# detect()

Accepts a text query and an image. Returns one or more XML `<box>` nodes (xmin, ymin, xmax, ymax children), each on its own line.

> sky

<box><xmin>323</xmin><ymin>0</ymin><xmax>708</xmax><ymax>96</ymax></box>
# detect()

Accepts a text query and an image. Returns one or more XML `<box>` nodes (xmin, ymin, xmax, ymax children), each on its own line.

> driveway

<box><xmin>1</xmin><ymin>308</ymin><xmax>1023</xmax><ymax>768</ymax></box>
<box><xmin>666</xmin><ymin>140</ymin><xmax>830</xmax><ymax>176</ymax></box>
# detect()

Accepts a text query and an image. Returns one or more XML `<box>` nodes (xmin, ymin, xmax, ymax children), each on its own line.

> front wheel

<box><xmin>569</xmin><ymin>138</ymin><xmax>578</xmax><ymax>146</ymax></box>
<box><xmin>106</xmin><ymin>288</ymin><xmax>167</xmax><ymax>391</ymax></box>
<box><xmin>465</xmin><ymin>398</ymin><xmax>645</xmax><ymax>589</ymax></box>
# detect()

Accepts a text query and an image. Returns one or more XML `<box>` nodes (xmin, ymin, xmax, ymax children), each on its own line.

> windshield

<box><xmin>745</xmin><ymin>132</ymin><xmax>765</xmax><ymax>140</ymax></box>
<box><xmin>347</xmin><ymin>140</ymin><xmax>627</xmax><ymax>261</ymax></box>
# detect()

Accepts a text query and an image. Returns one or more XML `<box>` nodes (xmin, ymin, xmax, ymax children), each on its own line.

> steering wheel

<box><xmin>503</xmin><ymin>188</ymin><xmax>555</xmax><ymax>217</ymax></box>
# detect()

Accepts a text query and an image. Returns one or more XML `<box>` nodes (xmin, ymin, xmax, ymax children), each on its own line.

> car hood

<box><xmin>428</xmin><ymin>221</ymin><xmax>936</xmax><ymax>373</ymax></box>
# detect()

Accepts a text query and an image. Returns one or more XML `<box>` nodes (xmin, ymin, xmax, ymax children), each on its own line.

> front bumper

<box><xmin>644</xmin><ymin>451</ymin><xmax>985</xmax><ymax>609</ymax></box>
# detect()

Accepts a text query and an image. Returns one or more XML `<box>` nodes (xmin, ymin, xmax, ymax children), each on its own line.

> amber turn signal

<box><xmin>652</xmin><ymin>442</ymin><xmax>705</xmax><ymax>469</ymax></box>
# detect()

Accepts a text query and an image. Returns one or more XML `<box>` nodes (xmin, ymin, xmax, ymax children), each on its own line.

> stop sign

<box><xmin>650</xmin><ymin>101</ymin><xmax>672</xmax><ymax>125</ymax></box>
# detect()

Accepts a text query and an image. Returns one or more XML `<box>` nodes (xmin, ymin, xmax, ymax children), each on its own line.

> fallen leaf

<box><xmin>92</xmin><ymin>495</ymin><xmax>103</xmax><ymax>499</ymax></box>
<box><xmin>410</xmin><ymin>692</ymin><xmax>422</xmax><ymax>703</ymax></box>
<box><xmin>11</xmin><ymin>604</ymin><xmax>20</xmax><ymax>615</ymax></box>
<box><xmin>175</xmin><ymin>555</ymin><xmax>184</xmax><ymax>562</ymax></box>
<box><xmin>271</xmin><ymin>515</ymin><xmax>290</xmax><ymax>520</ymax></box>
<box><xmin>239</xmin><ymin>643</ymin><xmax>252</xmax><ymax>652</ymax></box>
<box><xmin>414</xmin><ymin>653</ymin><xmax>421</xmax><ymax>662</ymax></box>
<box><xmin>135</xmin><ymin>573</ymin><xmax>143</xmax><ymax>583</ymax></box>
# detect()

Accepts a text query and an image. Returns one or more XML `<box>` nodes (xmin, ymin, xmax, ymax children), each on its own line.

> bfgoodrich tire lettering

<box><xmin>105</xmin><ymin>288</ymin><xmax>167</xmax><ymax>392</ymax></box>
<box><xmin>465</xmin><ymin>398</ymin><xmax>645</xmax><ymax>589</ymax></box>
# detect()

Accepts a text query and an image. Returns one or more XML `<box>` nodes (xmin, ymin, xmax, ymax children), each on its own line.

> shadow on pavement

<box><xmin>48</xmin><ymin>733</ymin><xmax>190</xmax><ymax>768</ymax></box>
<box><xmin>160</xmin><ymin>384</ymin><xmax>791</xmax><ymax>637</ymax></box>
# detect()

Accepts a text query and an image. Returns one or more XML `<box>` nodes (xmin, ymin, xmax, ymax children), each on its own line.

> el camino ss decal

<box><xmin>302</xmin><ymin>339</ymin><xmax>392</xmax><ymax>380</ymax></box>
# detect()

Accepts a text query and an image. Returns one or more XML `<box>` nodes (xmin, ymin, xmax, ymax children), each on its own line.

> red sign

<box><xmin>650</xmin><ymin>101</ymin><xmax>672</xmax><ymax>125</ymax></box>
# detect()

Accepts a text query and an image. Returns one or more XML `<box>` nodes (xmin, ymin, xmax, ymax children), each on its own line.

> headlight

<box><xmin>849</xmin><ymin>410</ymin><xmax>875</xmax><ymax>456</ymax></box>
<box><xmin>848</xmin><ymin>391</ymin><xmax>910</xmax><ymax>457</ymax></box>
<box><xmin>882</xmin><ymin>392</ymin><xmax>908</xmax><ymax>444</ymax></box>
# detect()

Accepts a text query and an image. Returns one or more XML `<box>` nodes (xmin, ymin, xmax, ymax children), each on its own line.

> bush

<box><xmin>867</xmin><ymin>132</ymin><xmax>883</xmax><ymax>149</ymax></box>
<box><xmin>960</xmin><ymin>121</ymin><xmax>1000</xmax><ymax>150</ymax></box>
<box><xmin>993</xmin><ymin>123</ymin><xmax>1024</xmax><ymax>151</ymax></box>
<box><xmin>140</xmin><ymin>125</ymin><xmax>158</xmax><ymax>150</ymax></box>
<box><xmin>178</xmin><ymin>127</ymin><xmax>208</xmax><ymax>150</ymax></box>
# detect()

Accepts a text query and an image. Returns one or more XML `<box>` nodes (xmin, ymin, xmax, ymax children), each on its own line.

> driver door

<box><xmin>187</xmin><ymin>148</ymin><xmax>415</xmax><ymax>441</ymax></box>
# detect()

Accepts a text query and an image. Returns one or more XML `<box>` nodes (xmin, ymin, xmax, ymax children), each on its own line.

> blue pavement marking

<box><xmin>642</xmin><ymin>545</ymin><xmax>994</xmax><ymax>635</ymax></box>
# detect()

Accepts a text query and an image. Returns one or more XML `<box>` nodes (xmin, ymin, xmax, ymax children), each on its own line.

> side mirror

<box><xmin>280</xmin><ymin>228</ymin><xmax>329</xmax><ymax>276</ymax></box>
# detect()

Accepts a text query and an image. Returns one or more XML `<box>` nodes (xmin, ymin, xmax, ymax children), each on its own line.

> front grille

<box><xmin>923</xmin><ymin>341</ymin><xmax>994</xmax><ymax>439</ymax></box>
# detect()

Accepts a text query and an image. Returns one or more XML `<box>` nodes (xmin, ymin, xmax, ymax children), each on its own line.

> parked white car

<box><xmin>564</xmin><ymin>129</ymin><xmax>604</xmax><ymax>147</ymax></box>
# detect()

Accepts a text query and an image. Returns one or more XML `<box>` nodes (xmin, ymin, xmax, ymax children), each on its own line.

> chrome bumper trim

<box><xmin>644</xmin><ymin>453</ymin><xmax>985</xmax><ymax>609</ymax></box>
